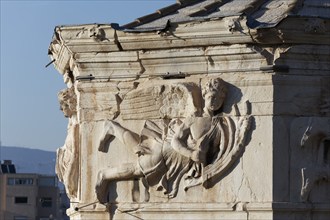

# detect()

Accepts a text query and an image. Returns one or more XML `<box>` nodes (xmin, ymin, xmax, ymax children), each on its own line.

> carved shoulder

<box><xmin>173</xmin><ymin>117</ymin><xmax>194</xmax><ymax>140</ymax></box>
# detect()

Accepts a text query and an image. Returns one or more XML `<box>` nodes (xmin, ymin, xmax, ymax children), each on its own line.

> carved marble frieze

<box><xmin>55</xmin><ymin>87</ymin><xmax>80</xmax><ymax>199</ymax></box>
<box><xmin>299</xmin><ymin>117</ymin><xmax>330</xmax><ymax>202</ymax></box>
<box><xmin>94</xmin><ymin>78</ymin><xmax>252</xmax><ymax>204</ymax></box>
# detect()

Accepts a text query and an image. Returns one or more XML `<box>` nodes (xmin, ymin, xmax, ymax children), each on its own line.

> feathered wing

<box><xmin>120</xmin><ymin>82</ymin><xmax>201</xmax><ymax>120</ymax></box>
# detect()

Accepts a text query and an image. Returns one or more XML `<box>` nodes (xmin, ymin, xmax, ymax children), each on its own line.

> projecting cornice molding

<box><xmin>48</xmin><ymin>15</ymin><xmax>330</xmax><ymax>80</ymax></box>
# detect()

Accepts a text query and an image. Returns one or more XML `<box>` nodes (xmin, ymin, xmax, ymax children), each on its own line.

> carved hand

<box><xmin>134</xmin><ymin>144</ymin><xmax>145</xmax><ymax>156</ymax></box>
<box><xmin>191</xmin><ymin>150</ymin><xmax>205</xmax><ymax>163</ymax></box>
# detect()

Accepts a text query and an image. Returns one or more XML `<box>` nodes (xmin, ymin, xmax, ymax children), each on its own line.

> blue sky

<box><xmin>0</xmin><ymin>0</ymin><xmax>174</xmax><ymax>152</ymax></box>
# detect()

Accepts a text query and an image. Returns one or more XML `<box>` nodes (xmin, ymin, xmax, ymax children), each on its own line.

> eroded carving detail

<box><xmin>304</xmin><ymin>19</ymin><xmax>326</xmax><ymax>33</ymax></box>
<box><xmin>89</xmin><ymin>26</ymin><xmax>108</xmax><ymax>41</ymax></box>
<box><xmin>300</xmin><ymin>118</ymin><xmax>330</xmax><ymax>201</ymax></box>
<box><xmin>56</xmin><ymin>87</ymin><xmax>79</xmax><ymax>199</ymax></box>
<box><xmin>95</xmin><ymin>78</ymin><xmax>251</xmax><ymax>204</ymax></box>
<box><xmin>320</xmin><ymin>82</ymin><xmax>330</xmax><ymax>116</ymax></box>
<box><xmin>63</xmin><ymin>70</ymin><xmax>74</xmax><ymax>88</ymax></box>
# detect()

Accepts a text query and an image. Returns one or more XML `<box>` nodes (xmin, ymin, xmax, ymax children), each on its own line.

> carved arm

<box><xmin>171</xmin><ymin>122</ymin><xmax>194</xmax><ymax>159</ymax></box>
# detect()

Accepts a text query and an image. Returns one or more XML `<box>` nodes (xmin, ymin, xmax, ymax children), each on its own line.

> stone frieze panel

<box><xmin>94</xmin><ymin>77</ymin><xmax>253</xmax><ymax>204</ymax></box>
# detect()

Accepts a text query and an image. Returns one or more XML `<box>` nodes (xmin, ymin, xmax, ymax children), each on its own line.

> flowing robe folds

<box><xmin>56</xmin><ymin>121</ymin><xmax>79</xmax><ymax>198</ymax></box>
<box><xmin>136</xmin><ymin>114</ymin><xmax>250</xmax><ymax>197</ymax></box>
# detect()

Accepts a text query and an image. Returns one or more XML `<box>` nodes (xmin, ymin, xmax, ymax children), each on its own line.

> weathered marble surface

<box><xmin>49</xmin><ymin>1</ymin><xmax>330</xmax><ymax>219</ymax></box>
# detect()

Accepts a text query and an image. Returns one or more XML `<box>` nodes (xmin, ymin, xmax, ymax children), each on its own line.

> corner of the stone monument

<box><xmin>49</xmin><ymin>1</ymin><xmax>330</xmax><ymax>219</ymax></box>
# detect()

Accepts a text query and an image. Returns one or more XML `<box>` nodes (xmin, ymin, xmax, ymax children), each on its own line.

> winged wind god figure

<box><xmin>95</xmin><ymin>78</ymin><xmax>252</xmax><ymax>204</ymax></box>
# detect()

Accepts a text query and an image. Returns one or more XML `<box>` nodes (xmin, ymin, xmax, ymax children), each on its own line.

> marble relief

<box><xmin>56</xmin><ymin>87</ymin><xmax>80</xmax><ymax>199</ymax></box>
<box><xmin>95</xmin><ymin>78</ymin><xmax>252</xmax><ymax>204</ymax></box>
<box><xmin>300</xmin><ymin>117</ymin><xmax>330</xmax><ymax>201</ymax></box>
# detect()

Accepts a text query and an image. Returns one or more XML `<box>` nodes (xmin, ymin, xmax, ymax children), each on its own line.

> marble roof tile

<box><xmin>119</xmin><ymin>0</ymin><xmax>330</xmax><ymax>32</ymax></box>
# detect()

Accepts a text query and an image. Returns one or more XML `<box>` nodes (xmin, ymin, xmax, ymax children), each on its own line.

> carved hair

<box><xmin>58</xmin><ymin>87</ymin><xmax>77</xmax><ymax>115</ymax></box>
<box><xmin>202</xmin><ymin>78</ymin><xmax>227</xmax><ymax>98</ymax></box>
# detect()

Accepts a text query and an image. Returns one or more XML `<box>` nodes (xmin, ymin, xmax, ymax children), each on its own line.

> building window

<box><xmin>15</xmin><ymin>197</ymin><xmax>28</xmax><ymax>204</ymax></box>
<box><xmin>40</xmin><ymin>197</ymin><xmax>52</xmax><ymax>208</ymax></box>
<box><xmin>7</xmin><ymin>178</ymin><xmax>15</xmax><ymax>185</ymax></box>
<box><xmin>8</xmin><ymin>178</ymin><xmax>33</xmax><ymax>185</ymax></box>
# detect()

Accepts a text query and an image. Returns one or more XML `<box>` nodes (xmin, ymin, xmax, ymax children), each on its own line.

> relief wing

<box><xmin>120</xmin><ymin>82</ymin><xmax>201</xmax><ymax>120</ymax></box>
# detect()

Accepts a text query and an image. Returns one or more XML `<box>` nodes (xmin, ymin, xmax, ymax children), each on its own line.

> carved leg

<box><xmin>301</xmin><ymin>168</ymin><xmax>315</xmax><ymax>202</ymax></box>
<box><xmin>95</xmin><ymin>163</ymin><xmax>143</xmax><ymax>204</ymax></box>
<box><xmin>301</xmin><ymin>167</ymin><xmax>330</xmax><ymax>202</ymax></box>
<box><xmin>95</xmin><ymin>171</ymin><xmax>110</xmax><ymax>204</ymax></box>
<box><xmin>98</xmin><ymin>120</ymin><xmax>142</xmax><ymax>154</ymax></box>
<box><xmin>98</xmin><ymin>121</ymin><xmax>116</xmax><ymax>152</ymax></box>
<box><xmin>141</xmin><ymin>177</ymin><xmax>150</xmax><ymax>202</ymax></box>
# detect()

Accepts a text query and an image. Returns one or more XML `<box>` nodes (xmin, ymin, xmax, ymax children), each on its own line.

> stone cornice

<box><xmin>49</xmin><ymin>16</ymin><xmax>330</xmax><ymax>76</ymax></box>
<box><xmin>49</xmin><ymin>24</ymin><xmax>120</xmax><ymax>75</ymax></box>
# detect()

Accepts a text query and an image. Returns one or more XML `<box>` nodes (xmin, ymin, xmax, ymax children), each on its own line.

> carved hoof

<box><xmin>95</xmin><ymin>172</ymin><xmax>109</xmax><ymax>204</ymax></box>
